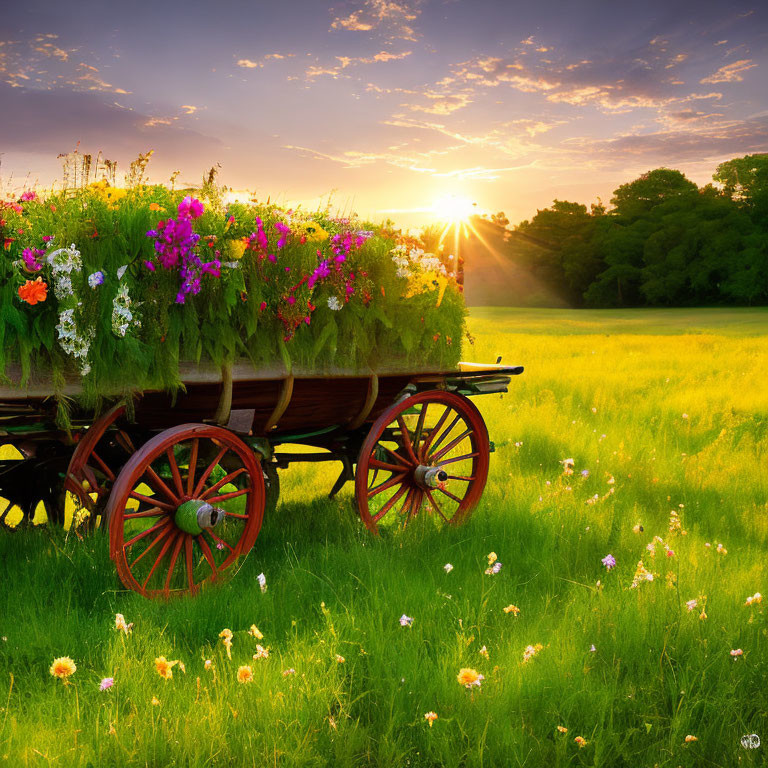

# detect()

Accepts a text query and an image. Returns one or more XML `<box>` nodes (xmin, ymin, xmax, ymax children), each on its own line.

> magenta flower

<box><xmin>99</xmin><ymin>677</ymin><xmax>114</xmax><ymax>691</ymax></box>
<box><xmin>20</xmin><ymin>191</ymin><xmax>37</xmax><ymax>202</ymax></box>
<box><xmin>22</xmin><ymin>247</ymin><xmax>44</xmax><ymax>272</ymax></box>
<box><xmin>601</xmin><ymin>554</ymin><xmax>616</xmax><ymax>570</ymax></box>
<box><xmin>178</xmin><ymin>196</ymin><xmax>204</xmax><ymax>219</ymax></box>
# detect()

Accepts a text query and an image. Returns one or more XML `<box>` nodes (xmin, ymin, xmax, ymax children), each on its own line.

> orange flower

<box><xmin>424</xmin><ymin>711</ymin><xmax>438</xmax><ymax>727</ymax></box>
<box><xmin>557</xmin><ymin>726</ymin><xmax>568</xmax><ymax>734</ymax></box>
<box><xmin>149</xmin><ymin>203</ymin><xmax>164</xmax><ymax>212</ymax></box>
<box><xmin>457</xmin><ymin>668</ymin><xmax>484</xmax><ymax>688</ymax></box>
<box><xmin>574</xmin><ymin>736</ymin><xmax>587</xmax><ymax>748</ymax></box>
<box><xmin>50</xmin><ymin>656</ymin><xmax>76</xmax><ymax>679</ymax></box>
<box><xmin>18</xmin><ymin>277</ymin><xmax>48</xmax><ymax>305</ymax></box>
<box><xmin>154</xmin><ymin>656</ymin><xmax>178</xmax><ymax>680</ymax></box>
<box><xmin>237</xmin><ymin>665</ymin><xmax>253</xmax><ymax>684</ymax></box>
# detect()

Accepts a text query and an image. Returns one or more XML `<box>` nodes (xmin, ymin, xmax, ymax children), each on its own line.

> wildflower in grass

<box><xmin>561</xmin><ymin>458</ymin><xmax>574</xmax><ymax>475</ymax></box>
<box><xmin>179</xmin><ymin>661</ymin><xmax>186</xmax><ymax>674</ymax></box>
<box><xmin>178</xmin><ymin>196</ymin><xmax>204</xmax><ymax>219</ymax></box>
<box><xmin>522</xmin><ymin>644</ymin><xmax>544</xmax><ymax>663</ymax></box>
<box><xmin>601</xmin><ymin>554</ymin><xmax>616</xmax><ymax>570</ymax></box>
<box><xmin>248</xmin><ymin>625</ymin><xmax>264</xmax><ymax>640</ymax></box>
<box><xmin>745</xmin><ymin>592</ymin><xmax>762</xmax><ymax>606</ymax></box>
<box><xmin>18</xmin><ymin>277</ymin><xmax>48</xmax><ymax>305</ymax></box>
<box><xmin>282</xmin><ymin>668</ymin><xmax>296</xmax><ymax>676</ymax></box>
<box><xmin>335</xmin><ymin>654</ymin><xmax>345</xmax><ymax>663</ymax></box>
<box><xmin>50</xmin><ymin>656</ymin><xmax>76</xmax><ymax>680</ymax></box>
<box><xmin>151</xmin><ymin>696</ymin><xmax>160</xmax><ymax>706</ymax></box>
<box><xmin>730</xmin><ymin>648</ymin><xmax>743</xmax><ymax>659</ymax></box>
<box><xmin>700</xmin><ymin>609</ymin><xmax>707</xmax><ymax>621</ymax></box>
<box><xmin>457</xmin><ymin>668</ymin><xmax>484</xmax><ymax>688</ymax></box>
<box><xmin>590</xmin><ymin>645</ymin><xmax>596</xmax><ymax>652</ymax></box>
<box><xmin>686</xmin><ymin>599</ymin><xmax>698</xmax><ymax>612</ymax></box>
<box><xmin>557</xmin><ymin>725</ymin><xmax>568</xmax><ymax>733</ymax></box>
<box><xmin>88</xmin><ymin>271</ymin><xmax>105</xmax><ymax>288</ymax></box>
<box><xmin>149</xmin><ymin>202</ymin><xmax>163</xmax><ymax>211</ymax></box>
<box><xmin>20</xmin><ymin>191</ymin><xmax>37</xmax><ymax>202</ymax></box>
<box><xmin>328</xmin><ymin>715</ymin><xmax>338</xmax><ymax>731</ymax></box>
<box><xmin>716</xmin><ymin>543</ymin><xmax>727</xmax><ymax>555</ymax></box>
<box><xmin>155</xmin><ymin>656</ymin><xmax>178</xmax><ymax>680</ymax></box>
<box><xmin>504</xmin><ymin>604</ymin><xmax>520</xmax><ymax>616</ymax></box>
<box><xmin>114</xmin><ymin>613</ymin><xmax>133</xmax><ymax>635</ymax></box>
<box><xmin>444</xmin><ymin>563</ymin><xmax>453</xmax><ymax>573</ymax></box>
<box><xmin>632</xmin><ymin>523</ymin><xmax>643</xmax><ymax>534</ymax></box>
<box><xmin>484</xmin><ymin>561</ymin><xmax>502</xmax><ymax>575</ymax></box>
<box><xmin>99</xmin><ymin>677</ymin><xmax>114</xmax><ymax>691</ymax></box>
<box><xmin>630</xmin><ymin>560</ymin><xmax>654</xmax><ymax>588</ymax></box>
<box><xmin>580</xmin><ymin>469</ymin><xmax>590</xmax><ymax>478</ymax></box>
<box><xmin>487</xmin><ymin>552</ymin><xmax>497</xmax><ymax>566</ymax></box>
<box><xmin>424</xmin><ymin>711</ymin><xmax>438</xmax><ymax>727</ymax></box>
<box><xmin>327</xmin><ymin>296</ymin><xmax>343</xmax><ymax>311</ymax></box>
<box><xmin>219</xmin><ymin>628</ymin><xmax>233</xmax><ymax>659</ymax></box>
<box><xmin>253</xmin><ymin>645</ymin><xmax>269</xmax><ymax>660</ymax></box>
<box><xmin>399</xmin><ymin>614</ymin><xmax>414</xmax><ymax>627</ymax></box>
<box><xmin>22</xmin><ymin>247</ymin><xmax>45</xmax><ymax>272</ymax></box>
<box><xmin>237</xmin><ymin>665</ymin><xmax>253</xmax><ymax>683</ymax></box>
<box><xmin>574</xmin><ymin>736</ymin><xmax>587</xmax><ymax>748</ymax></box>
<box><xmin>204</xmin><ymin>659</ymin><xmax>213</xmax><ymax>671</ymax></box>
<box><xmin>682</xmin><ymin>413</ymin><xmax>689</xmax><ymax>420</ymax></box>
<box><xmin>257</xmin><ymin>573</ymin><xmax>267</xmax><ymax>592</ymax></box>
<box><xmin>479</xmin><ymin>645</ymin><xmax>489</xmax><ymax>659</ymax></box>
<box><xmin>685</xmin><ymin>735</ymin><xmax>698</xmax><ymax>743</ymax></box>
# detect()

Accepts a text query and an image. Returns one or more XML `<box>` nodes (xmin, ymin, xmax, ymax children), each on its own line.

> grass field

<box><xmin>1</xmin><ymin>307</ymin><xmax>767</xmax><ymax>767</ymax></box>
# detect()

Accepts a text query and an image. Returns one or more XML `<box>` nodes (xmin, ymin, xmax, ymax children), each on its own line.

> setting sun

<box><xmin>432</xmin><ymin>195</ymin><xmax>477</xmax><ymax>223</ymax></box>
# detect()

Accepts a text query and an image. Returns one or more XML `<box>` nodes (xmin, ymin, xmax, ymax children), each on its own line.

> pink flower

<box><xmin>178</xmin><ymin>196</ymin><xmax>204</xmax><ymax>219</ymax></box>
<box><xmin>99</xmin><ymin>677</ymin><xmax>115</xmax><ymax>691</ymax></box>
<box><xmin>259</xmin><ymin>301</ymin><xmax>267</xmax><ymax>312</ymax></box>
<box><xmin>20</xmin><ymin>191</ymin><xmax>37</xmax><ymax>202</ymax></box>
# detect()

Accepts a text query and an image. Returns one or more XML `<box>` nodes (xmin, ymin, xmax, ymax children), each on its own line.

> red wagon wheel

<box><xmin>355</xmin><ymin>391</ymin><xmax>490</xmax><ymax>534</ymax></box>
<box><xmin>63</xmin><ymin>405</ymin><xmax>136</xmax><ymax>530</ymax></box>
<box><xmin>105</xmin><ymin>424</ymin><xmax>265</xmax><ymax>599</ymax></box>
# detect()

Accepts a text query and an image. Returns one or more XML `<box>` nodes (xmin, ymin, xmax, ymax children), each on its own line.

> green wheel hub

<box><xmin>175</xmin><ymin>499</ymin><xmax>224</xmax><ymax>535</ymax></box>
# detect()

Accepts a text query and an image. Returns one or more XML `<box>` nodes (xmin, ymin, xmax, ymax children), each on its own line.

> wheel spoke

<box><xmin>205</xmin><ymin>529</ymin><xmax>235</xmax><ymax>553</ymax></box>
<box><xmin>399</xmin><ymin>486</ymin><xmax>417</xmax><ymax>518</ymax></box>
<box><xmin>421</xmin><ymin>406</ymin><xmax>450</xmax><ymax>456</ymax></box>
<box><xmin>124</xmin><ymin>506</ymin><xmax>168</xmax><ymax>519</ymax></box>
<box><xmin>185</xmin><ymin>535</ymin><xmax>195</xmax><ymax>593</ymax></box>
<box><xmin>142</xmin><ymin>530</ymin><xmax>179</xmax><ymax>589</ymax></box>
<box><xmin>430</xmin><ymin>428</ymin><xmax>473</xmax><ymax>463</ymax></box>
<box><xmin>396</xmin><ymin>416</ymin><xmax>419</xmax><ymax>465</ymax></box>
<box><xmin>91</xmin><ymin>450</ymin><xmax>115</xmax><ymax>482</ymax></box>
<box><xmin>427</xmin><ymin>414</ymin><xmax>462</xmax><ymax>458</ymax></box>
<box><xmin>368</xmin><ymin>472</ymin><xmax>408</xmax><ymax>498</ymax></box>
<box><xmin>435</xmin><ymin>451</ymin><xmax>479</xmax><ymax>466</ymax></box>
<box><xmin>186</xmin><ymin>438</ymin><xmax>199</xmax><ymax>497</ymax></box>
<box><xmin>201</xmin><ymin>467</ymin><xmax>247</xmax><ymax>499</ymax></box>
<box><xmin>437</xmin><ymin>485</ymin><xmax>464</xmax><ymax>504</ymax></box>
<box><xmin>413</xmin><ymin>403</ymin><xmax>428</xmax><ymax>459</ymax></box>
<box><xmin>144</xmin><ymin>466</ymin><xmax>180</xmax><ymax>506</ymax></box>
<box><xmin>128</xmin><ymin>491</ymin><xmax>175</xmax><ymax>511</ymax></box>
<box><xmin>116</xmin><ymin>430</ymin><xmax>137</xmax><ymax>455</ymax></box>
<box><xmin>206</xmin><ymin>486</ymin><xmax>251</xmax><ymax>504</ymax></box>
<box><xmin>130</xmin><ymin>523</ymin><xmax>173</xmax><ymax>568</ymax></box>
<box><xmin>446</xmin><ymin>474</ymin><xmax>475</xmax><ymax>481</ymax></box>
<box><xmin>124</xmin><ymin>517</ymin><xmax>170</xmax><ymax>549</ymax></box>
<box><xmin>405</xmin><ymin>490</ymin><xmax>424</xmax><ymax>525</ymax></box>
<box><xmin>425</xmin><ymin>489</ymin><xmax>450</xmax><ymax>523</ymax></box>
<box><xmin>380</xmin><ymin>444</ymin><xmax>411</xmax><ymax>467</ymax></box>
<box><xmin>224</xmin><ymin>511</ymin><xmax>249</xmax><ymax>519</ymax></box>
<box><xmin>192</xmin><ymin>446</ymin><xmax>229</xmax><ymax>498</ymax></box>
<box><xmin>163</xmin><ymin>534</ymin><xmax>184</xmax><ymax>595</ymax></box>
<box><xmin>372</xmin><ymin>484</ymin><xmax>408</xmax><ymax>522</ymax></box>
<box><xmin>166</xmin><ymin>448</ymin><xmax>185</xmax><ymax>499</ymax></box>
<box><xmin>369</xmin><ymin>458</ymin><xmax>407</xmax><ymax>473</ymax></box>
<box><xmin>197</xmin><ymin>535</ymin><xmax>219</xmax><ymax>578</ymax></box>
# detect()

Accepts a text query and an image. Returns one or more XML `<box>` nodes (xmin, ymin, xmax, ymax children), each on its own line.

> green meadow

<box><xmin>1</xmin><ymin>307</ymin><xmax>767</xmax><ymax>767</ymax></box>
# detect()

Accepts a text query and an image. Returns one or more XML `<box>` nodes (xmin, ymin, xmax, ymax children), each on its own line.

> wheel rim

<box><xmin>355</xmin><ymin>392</ymin><xmax>490</xmax><ymax>534</ymax></box>
<box><xmin>106</xmin><ymin>424</ymin><xmax>265</xmax><ymax>599</ymax></box>
<box><xmin>64</xmin><ymin>405</ymin><xmax>135</xmax><ymax>530</ymax></box>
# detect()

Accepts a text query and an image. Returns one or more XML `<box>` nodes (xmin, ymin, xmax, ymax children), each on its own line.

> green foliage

<box><xmin>0</xmin><ymin>186</ymin><xmax>465</xmax><ymax>404</ymax></box>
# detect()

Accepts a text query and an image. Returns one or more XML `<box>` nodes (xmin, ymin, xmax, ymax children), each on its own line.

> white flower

<box><xmin>116</xmin><ymin>265</ymin><xmax>128</xmax><ymax>280</ymax></box>
<box><xmin>327</xmin><ymin>296</ymin><xmax>343</xmax><ymax>311</ymax></box>
<box><xmin>444</xmin><ymin>563</ymin><xmax>453</xmax><ymax>573</ymax></box>
<box><xmin>257</xmin><ymin>573</ymin><xmax>267</xmax><ymax>593</ymax></box>
<box><xmin>399</xmin><ymin>614</ymin><xmax>413</xmax><ymax>627</ymax></box>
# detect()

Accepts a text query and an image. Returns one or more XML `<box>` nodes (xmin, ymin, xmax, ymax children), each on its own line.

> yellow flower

<box><xmin>574</xmin><ymin>736</ymin><xmax>587</xmax><ymax>748</ymax></box>
<box><xmin>149</xmin><ymin>202</ymin><xmax>164</xmax><ymax>212</ymax></box>
<box><xmin>178</xmin><ymin>661</ymin><xmax>186</xmax><ymax>674</ymax></box>
<box><xmin>685</xmin><ymin>735</ymin><xmax>698</xmax><ymax>743</ymax></box>
<box><xmin>50</xmin><ymin>656</ymin><xmax>76</xmax><ymax>680</ymax></box>
<box><xmin>503</xmin><ymin>604</ymin><xmax>520</xmax><ymax>616</ymax></box>
<box><xmin>219</xmin><ymin>628</ymin><xmax>233</xmax><ymax>660</ymax></box>
<box><xmin>302</xmin><ymin>222</ymin><xmax>329</xmax><ymax>242</ymax></box>
<box><xmin>522</xmin><ymin>644</ymin><xmax>543</xmax><ymax>663</ymax></box>
<box><xmin>424</xmin><ymin>711</ymin><xmax>438</xmax><ymax>727</ymax></box>
<box><xmin>253</xmin><ymin>645</ymin><xmax>270</xmax><ymax>660</ymax></box>
<box><xmin>557</xmin><ymin>726</ymin><xmax>568</xmax><ymax>734</ymax></box>
<box><xmin>204</xmin><ymin>659</ymin><xmax>213</xmax><ymax>671</ymax></box>
<box><xmin>248</xmin><ymin>625</ymin><xmax>264</xmax><ymax>640</ymax></box>
<box><xmin>487</xmin><ymin>552</ymin><xmax>497</xmax><ymax>567</ymax></box>
<box><xmin>226</xmin><ymin>239</ymin><xmax>247</xmax><ymax>260</ymax></box>
<box><xmin>479</xmin><ymin>645</ymin><xmax>489</xmax><ymax>659</ymax></box>
<box><xmin>151</xmin><ymin>696</ymin><xmax>160</xmax><ymax>706</ymax></box>
<box><xmin>237</xmin><ymin>665</ymin><xmax>253</xmax><ymax>684</ymax></box>
<box><xmin>335</xmin><ymin>654</ymin><xmax>345</xmax><ymax>664</ymax></box>
<box><xmin>154</xmin><ymin>656</ymin><xmax>178</xmax><ymax>680</ymax></box>
<box><xmin>457</xmin><ymin>668</ymin><xmax>484</xmax><ymax>688</ymax></box>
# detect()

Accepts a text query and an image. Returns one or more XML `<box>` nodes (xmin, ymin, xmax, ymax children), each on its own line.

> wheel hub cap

<box><xmin>175</xmin><ymin>499</ymin><xmax>225</xmax><ymax>535</ymax></box>
<box><xmin>413</xmin><ymin>465</ymin><xmax>448</xmax><ymax>490</ymax></box>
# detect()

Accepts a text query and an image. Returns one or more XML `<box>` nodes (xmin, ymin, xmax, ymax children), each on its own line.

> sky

<box><xmin>1</xmin><ymin>0</ymin><xmax>767</xmax><ymax>228</ymax></box>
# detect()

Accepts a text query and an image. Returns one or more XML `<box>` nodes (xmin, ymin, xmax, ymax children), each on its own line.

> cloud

<box><xmin>700</xmin><ymin>59</ymin><xmax>757</xmax><ymax>83</ymax></box>
<box><xmin>236</xmin><ymin>53</ymin><xmax>293</xmax><ymax>69</ymax></box>
<box><xmin>180</xmin><ymin>105</ymin><xmax>198</xmax><ymax>115</ymax></box>
<box><xmin>237</xmin><ymin>59</ymin><xmax>262</xmax><ymax>69</ymax></box>
<box><xmin>330</xmin><ymin>0</ymin><xmax>421</xmax><ymax>41</ymax></box>
<box><xmin>305</xmin><ymin>49</ymin><xmax>411</xmax><ymax>80</ymax></box>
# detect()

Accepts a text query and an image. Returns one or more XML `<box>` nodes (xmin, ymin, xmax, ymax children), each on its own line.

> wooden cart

<box><xmin>0</xmin><ymin>360</ymin><xmax>522</xmax><ymax>598</ymax></box>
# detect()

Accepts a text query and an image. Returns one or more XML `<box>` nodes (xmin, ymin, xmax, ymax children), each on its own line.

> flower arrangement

<box><xmin>0</xmin><ymin>179</ymin><xmax>465</xmax><ymax>409</ymax></box>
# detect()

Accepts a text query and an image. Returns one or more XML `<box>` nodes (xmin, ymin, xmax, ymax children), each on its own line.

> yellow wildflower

<box><xmin>50</xmin><ymin>656</ymin><xmax>76</xmax><ymax>680</ymax></box>
<box><xmin>151</xmin><ymin>696</ymin><xmax>160</xmax><ymax>706</ymax></box>
<box><xmin>219</xmin><ymin>628</ymin><xmax>233</xmax><ymax>660</ymax></box>
<box><xmin>248</xmin><ymin>625</ymin><xmax>264</xmax><ymax>640</ymax></box>
<box><xmin>253</xmin><ymin>645</ymin><xmax>269</xmax><ymax>660</ymax></box>
<box><xmin>154</xmin><ymin>656</ymin><xmax>178</xmax><ymax>680</ymax></box>
<box><xmin>424</xmin><ymin>711</ymin><xmax>438</xmax><ymax>727</ymax></box>
<box><xmin>115</xmin><ymin>613</ymin><xmax>133</xmax><ymax>635</ymax></box>
<box><xmin>479</xmin><ymin>645</ymin><xmax>489</xmax><ymax>659</ymax></box>
<box><xmin>522</xmin><ymin>644</ymin><xmax>543</xmax><ymax>663</ymax></box>
<box><xmin>237</xmin><ymin>665</ymin><xmax>253</xmax><ymax>684</ymax></box>
<box><xmin>487</xmin><ymin>552</ymin><xmax>497</xmax><ymax>567</ymax></box>
<box><xmin>685</xmin><ymin>735</ymin><xmax>698</xmax><ymax>743</ymax></box>
<box><xmin>503</xmin><ymin>604</ymin><xmax>520</xmax><ymax>616</ymax></box>
<box><xmin>302</xmin><ymin>222</ymin><xmax>329</xmax><ymax>242</ymax></box>
<box><xmin>335</xmin><ymin>654</ymin><xmax>345</xmax><ymax>664</ymax></box>
<box><xmin>457</xmin><ymin>668</ymin><xmax>484</xmax><ymax>688</ymax></box>
<box><xmin>574</xmin><ymin>736</ymin><xmax>587</xmax><ymax>748</ymax></box>
<box><xmin>557</xmin><ymin>726</ymin><xmax>568</xmax><ymax>733</ymax></box>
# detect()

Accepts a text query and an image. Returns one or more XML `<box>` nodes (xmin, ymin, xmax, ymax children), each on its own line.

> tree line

<box><xmin>477</xmin><ymin>154</ymin><xmax>768</xmax><ymax>307</ymax></box>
